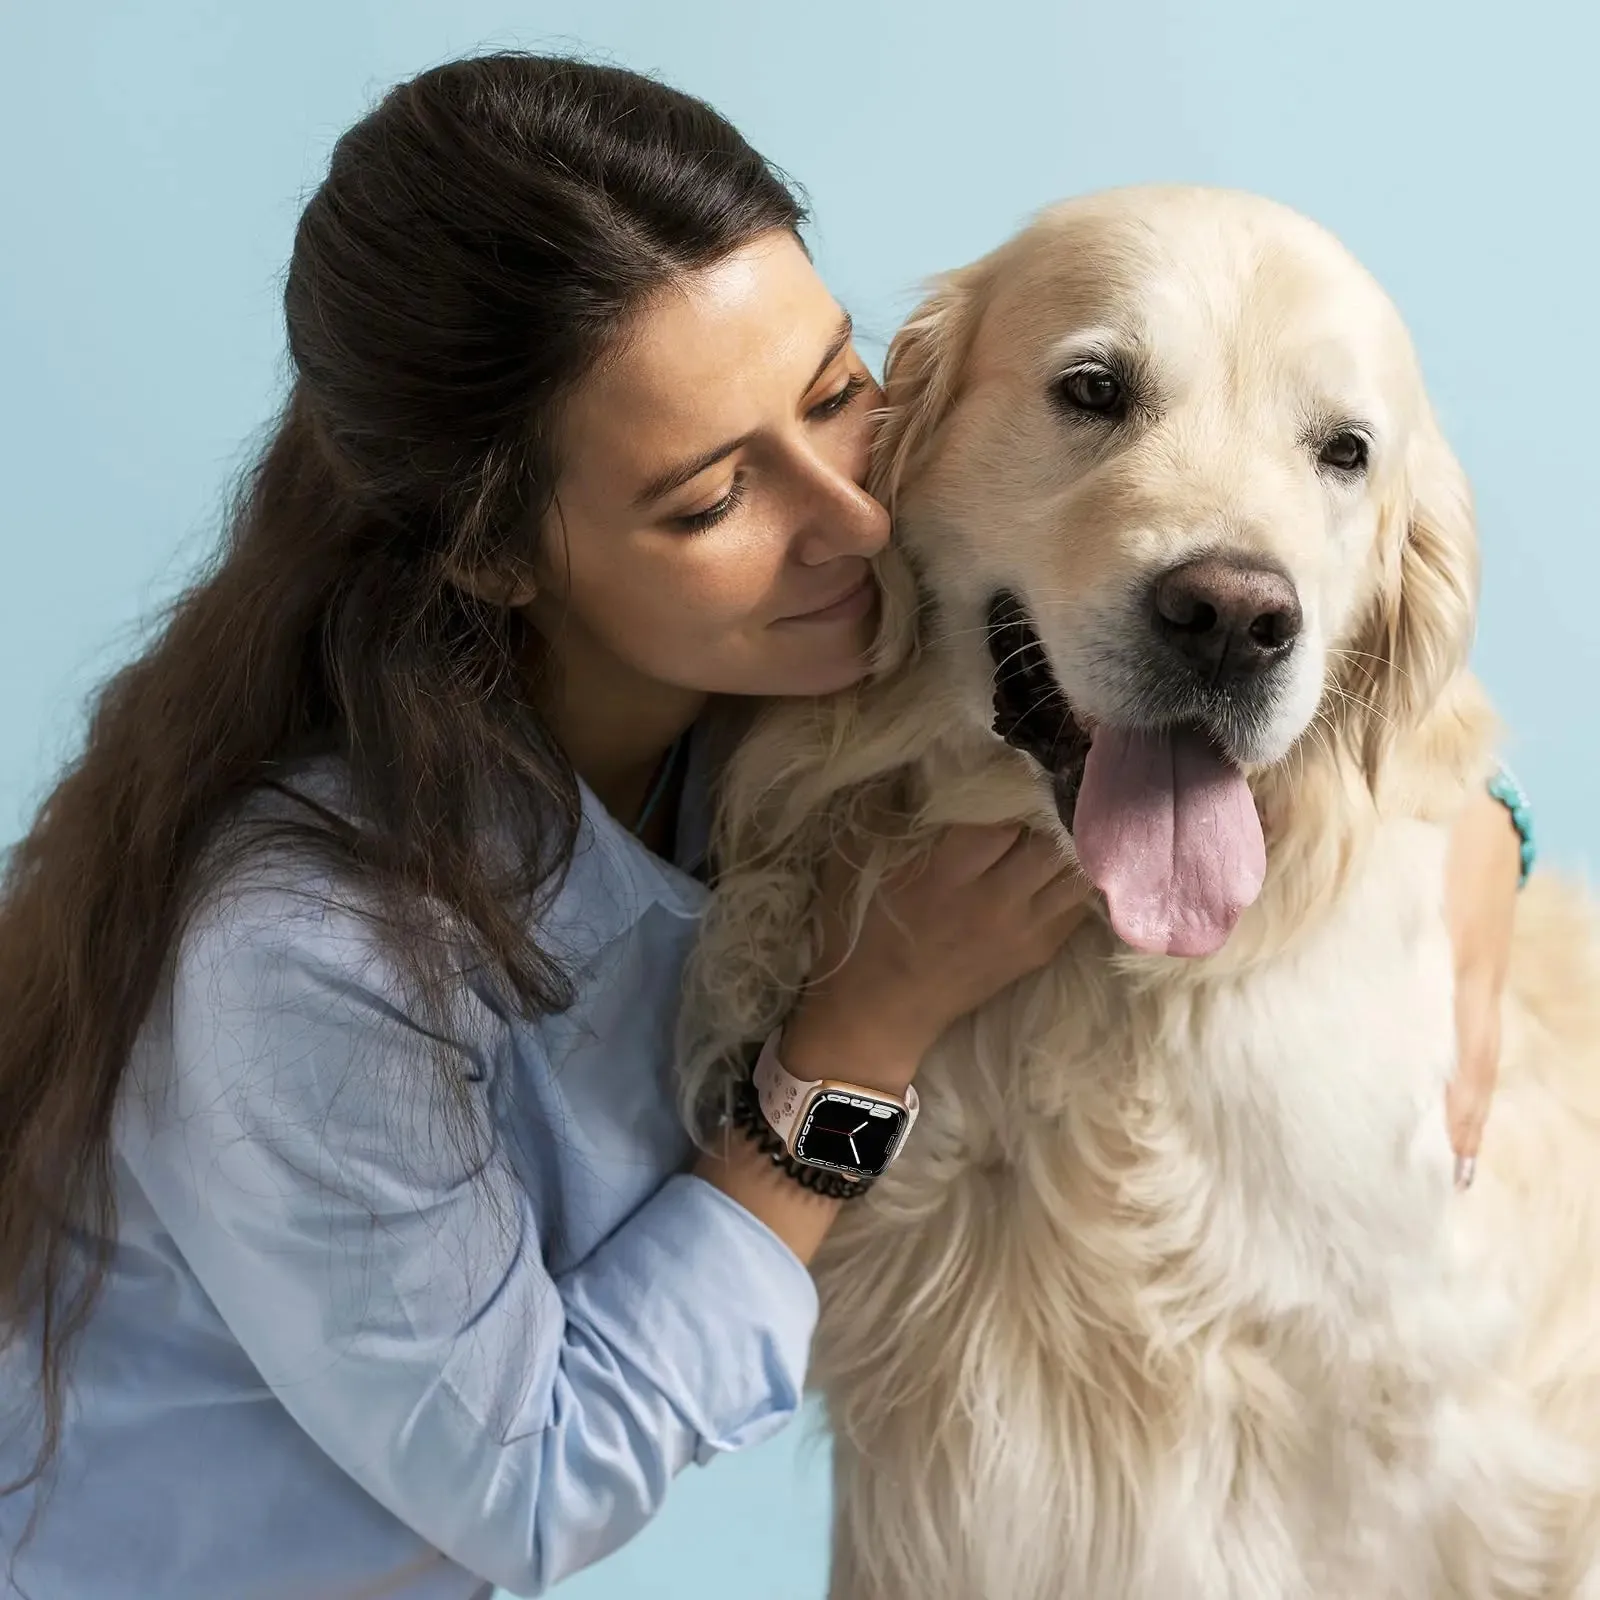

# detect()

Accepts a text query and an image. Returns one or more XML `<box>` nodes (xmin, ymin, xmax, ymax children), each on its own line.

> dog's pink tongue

<box><xmin>1072</xmin><ymin>727</ymin><xmax>1265</xmax><ymax>958</ymax></box>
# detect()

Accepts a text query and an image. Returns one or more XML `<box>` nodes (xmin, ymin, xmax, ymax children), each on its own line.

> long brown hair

<box><xmin>0</xmin><ymin>52</ymin><xmax>804</xmax><ymax>1494</ymax></box>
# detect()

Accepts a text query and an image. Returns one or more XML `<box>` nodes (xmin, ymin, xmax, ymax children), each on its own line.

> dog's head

<box><xmin>870</xmin><ymin>186</ymin><xmax>1478</xmax><ymax>956</ymax></box>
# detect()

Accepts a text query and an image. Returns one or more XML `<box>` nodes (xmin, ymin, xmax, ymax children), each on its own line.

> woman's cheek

<box><xmin>841</xmin><ymin>406</ymin><xmax>881</xmax><ymax>486</ymax></box>
<box><xmin>689</xmin><ymin>529</ymin><xmax>790</xmax><ymax>627</ymax></box>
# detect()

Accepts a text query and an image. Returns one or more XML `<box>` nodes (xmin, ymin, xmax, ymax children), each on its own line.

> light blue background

<box><xmin>1</xmin><ymin>2</ymin><xmax>1595</xmax><ymax>1596</ymax></box>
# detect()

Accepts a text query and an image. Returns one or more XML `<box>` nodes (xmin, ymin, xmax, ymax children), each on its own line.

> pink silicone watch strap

<box><xmin>751</xmin><ymin>1028</ymin><xmax>920</xmax><ymax>1153</ymax></box>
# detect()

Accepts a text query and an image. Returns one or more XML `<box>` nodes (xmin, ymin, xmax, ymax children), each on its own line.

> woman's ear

<box><xmin>867</xmin><ymin>261</ymin><xmax>990</xmax><ymax>677</ymax></box>
<box><xmin>442</xmin><ymin>554</ymin><xmax>540</xmax><ymax>611</ymax></box>
<box><xmin>1344</xmin><ymin>407</ymin><xmax>1479</xmax><ymax>782</ymax></box>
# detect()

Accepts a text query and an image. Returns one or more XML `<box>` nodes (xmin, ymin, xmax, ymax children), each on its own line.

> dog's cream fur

<box><xmin>680</xmin><ymin>187</ymin><xmax>1600</xmax><ymax>1599</ymax></box>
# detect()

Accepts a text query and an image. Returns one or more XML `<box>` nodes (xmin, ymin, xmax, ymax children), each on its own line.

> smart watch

<box><xmin>751</xmin><ymin>1027</ymin><xmax>919</xmax><ymax>1182</ymax></box>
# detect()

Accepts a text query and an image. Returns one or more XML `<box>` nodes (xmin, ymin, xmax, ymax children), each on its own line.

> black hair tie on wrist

<box><xmin>725</xmin><ymin>1073</ymin><xmax>877</xmax><ymax>1201</ymax></box>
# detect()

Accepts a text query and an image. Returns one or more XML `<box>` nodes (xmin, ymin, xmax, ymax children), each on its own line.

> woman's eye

<box><xmin>669</xmin><ymin>474</ymin><xmax>748</xmax><ymax>533</ymax></box>
<box><xmin>808</xmin><ymin>371</ymin><xmax>869</xmax><ymax>421</ymax></box>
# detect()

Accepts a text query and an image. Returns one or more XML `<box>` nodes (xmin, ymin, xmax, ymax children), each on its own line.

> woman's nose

<box><xmin>792</xmin><ymin>460</ymin><xmax>891</xmax><ymax>565</ymax></box>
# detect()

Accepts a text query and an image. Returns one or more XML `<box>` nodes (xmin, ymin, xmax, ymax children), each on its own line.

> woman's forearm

<box><xmin>693</xmin><ymin>1137</ymin><xmax>842</xmax><ymax>1265</ymax></box>
<box><xmin>691</xmin><ymin>1008</ymin><xmax>924</xmax><ymax>1264</ymax></box>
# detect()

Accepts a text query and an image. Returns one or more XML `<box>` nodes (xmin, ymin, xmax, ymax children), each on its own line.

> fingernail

<box><xmin>1454</xmin><ymin>1154</ymin><xmax>1477</xmax><ymax>1191</ymax></box>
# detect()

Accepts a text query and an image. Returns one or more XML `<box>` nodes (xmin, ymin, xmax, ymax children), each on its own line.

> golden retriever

<box><xmin>679</xmin><ymin>186</ymin><xmax>1600</xmax><ymax>1599</ymax></box>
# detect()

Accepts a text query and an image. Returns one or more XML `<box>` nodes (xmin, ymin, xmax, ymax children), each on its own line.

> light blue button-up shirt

<box><xmin>0</xmin><ymin>741</ymin><xmax>817</xmax><ymax>1598</ymax></box>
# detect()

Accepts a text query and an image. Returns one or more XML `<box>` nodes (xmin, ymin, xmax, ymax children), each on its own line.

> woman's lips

<box><xmin>778</xmin><ymin>573</ymin><xmax>877</xmax><ymax>624</ymax></box>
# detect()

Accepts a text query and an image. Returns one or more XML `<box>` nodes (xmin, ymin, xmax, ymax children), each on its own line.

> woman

<box><xmin>0</xmin><ymin>53</ymin><xmax>1525</xmax><ymax>1599</ymax></box>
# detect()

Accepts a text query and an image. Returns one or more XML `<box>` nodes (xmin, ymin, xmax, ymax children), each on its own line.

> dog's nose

<box><xmin>1152</xmin><ymin>557</ymin><xmax>1302</xmax><ymax>683</ymax></box>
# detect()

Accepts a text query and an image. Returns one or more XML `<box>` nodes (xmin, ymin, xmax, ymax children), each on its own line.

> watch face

<box><xmin>793</xmin><ymin>1090</ymin><xmax>908</xmax><ymax>1177</ymax></box>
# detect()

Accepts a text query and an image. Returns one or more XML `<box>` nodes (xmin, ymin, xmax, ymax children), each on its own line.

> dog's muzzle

<box><xmin>986</xmin><ymin>591</ymin><xmax>1093</xmax><ymax>827</ymax></box>
<box><xmin>1148</xmin><ymin>554</ymin><xmax>1301</xmax><ymax>694</ymax></box>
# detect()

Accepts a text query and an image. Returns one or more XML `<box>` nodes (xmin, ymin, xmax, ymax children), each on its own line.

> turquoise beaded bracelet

<box><xmin>1487</xmin><ymin>765</ymin><xmax>1536</xmax><ymax>888</ymax></box>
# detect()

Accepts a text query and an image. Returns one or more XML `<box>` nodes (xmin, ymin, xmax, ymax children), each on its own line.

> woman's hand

<box><xmin>781</xmin><ymin>820</ymin><xmax>1093</xmax><ymax>1095</ymax></box>
<box><xmin>1443</xmin><ymin>786</ymin><xmax>1523</xmax><ymax>1185</ymax></box>
<box><xmin>696</xmin><ymin>820</ymin><xmax>1089</xmax><ymax>1263</ymax></box>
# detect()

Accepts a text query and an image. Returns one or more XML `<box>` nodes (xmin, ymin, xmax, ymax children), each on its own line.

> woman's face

<box><xmin>534</xmin><ymin>230</ymin><xmax>890</xmax><ymax>700</ymax></box>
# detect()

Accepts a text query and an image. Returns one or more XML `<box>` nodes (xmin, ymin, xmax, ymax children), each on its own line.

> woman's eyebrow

<box><xmin>631</xmin><ymin>313</ymin><xmax>855</xmax><ymax>510</ymax></box>
<box><xmin>632</xmin><ymin>434</ymin><xmax>754</xmax><ymax>510</ymax></box>
<box><xmin>806</xmin><ymin>311</ymin><xmax>855</xmax><ymax>392</ymax></box>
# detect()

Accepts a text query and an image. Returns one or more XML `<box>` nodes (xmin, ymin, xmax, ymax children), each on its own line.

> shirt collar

<box><xmin>540</xmin><ymin>733</ymin><xmax>711</xmax><ymax>971</ymax></box>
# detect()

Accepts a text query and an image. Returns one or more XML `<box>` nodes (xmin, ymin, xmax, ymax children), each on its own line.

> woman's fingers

<box><xmin>1441</xmin><ymin>788</ymin><xmax>1520</xmax><ymax>1188</ymax></box>
<box><xmin>1447</xmin><ymin>974</ymin><xmax>1500</xmax><ymax>1187</ymax></box>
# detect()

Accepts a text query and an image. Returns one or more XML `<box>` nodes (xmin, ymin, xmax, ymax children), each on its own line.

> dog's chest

<box><xmin>821</xmin><ymin>820</ymin><xmax>1478</xmax><ymax>1598</ymax></box>
<box><xmin>1156</xmin><ymin>822</ymin><xmax>1462</xmax><ymax>1306</ymax></box>
<box><xmin>899</xmin><ymin>819</ymin><xmax>1464</xmax><ymax>1307</ymax></box>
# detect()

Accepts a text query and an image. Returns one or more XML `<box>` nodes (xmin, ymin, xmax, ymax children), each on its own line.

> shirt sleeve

<box><xmin>115</xmin><ymin>879</ymin><xmax>819</xmax><ymax>1596</ymax></box>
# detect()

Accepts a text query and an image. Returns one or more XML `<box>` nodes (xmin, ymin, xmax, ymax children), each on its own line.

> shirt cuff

<box><xmin>556</xmin><ymin>1172</ymin><xmax>819</xmax><ymax>1468</ymax></box>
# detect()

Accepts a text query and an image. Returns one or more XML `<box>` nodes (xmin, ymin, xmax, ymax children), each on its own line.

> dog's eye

<box><xmin>1318</xmin><ymin>431</ymin><xmax>1369</xmax><ymax>473</ymax></box>
<box><xmin>1053</xmin><ymin>364</ymin><xmax>1126</xmax><ymax>419</ymax></box>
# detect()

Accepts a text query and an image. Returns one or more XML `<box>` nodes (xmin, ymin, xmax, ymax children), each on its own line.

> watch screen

<box><xmin>793</xmin><ymin>1091</ymin><xmax>908</xmax><ymax>1177</ymax></box>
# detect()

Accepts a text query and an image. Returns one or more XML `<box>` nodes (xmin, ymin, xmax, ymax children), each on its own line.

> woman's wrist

<box><xmin>693</xmin><ymin>1134</ymin><xmax>842</xmax><ymax>1265</ymax></box>
<box><xmin>780</xmin><ymin>995</ymin><xmax>930</xmax><ymax>1097</ymax></box>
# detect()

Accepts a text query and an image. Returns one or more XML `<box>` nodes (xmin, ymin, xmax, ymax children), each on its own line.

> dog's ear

<box><xmin>1347</xmin><ymin>407</ymin><xmax>1479</xmax><ymax>782</ymax></box>
<box><xmin>867</xmin><ymin>263</ymin><xmax>989</xmax><ymax>676</ymax></box>
<box><xmin>869</xmin><ymin>264</ymin><xmax>986</xmax><ymax>509</ymax></box>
